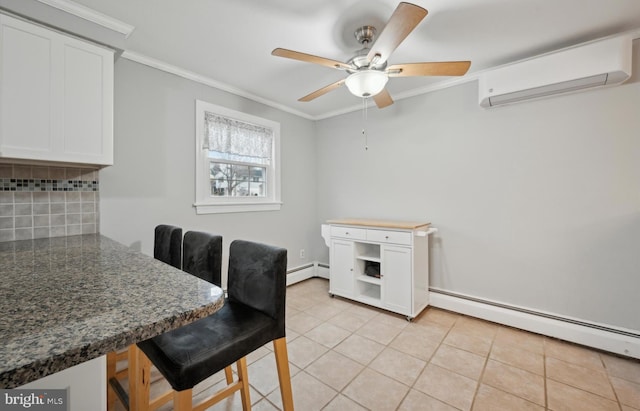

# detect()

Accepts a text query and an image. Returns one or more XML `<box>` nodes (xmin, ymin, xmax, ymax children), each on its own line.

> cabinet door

<box><xmin>60</xmin><ymin>37</ymin><xmax>113</xmax><ymax>164</ymax></box>
<box><xmin>0</xmin><ymin>15</ymin><xmax>55</xmax><ymax>158</ymax></box>
<box><xmin>329</xmin><ymin>239</ymin><xmax>355</xmax><ymax>297</ymax></box>
<box><xmin>382</xmin><ymin>245</ymin><xmax>412</xmax><ymax>315</ymax></box>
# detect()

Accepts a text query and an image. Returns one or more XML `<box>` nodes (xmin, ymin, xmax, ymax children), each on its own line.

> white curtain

<box><xmin>204</xmin><ymin>112</ymin><xmax>273</xmax><ymax>165</ymax></box>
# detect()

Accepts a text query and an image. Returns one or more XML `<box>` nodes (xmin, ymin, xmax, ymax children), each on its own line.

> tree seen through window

<box><xmin>210</xmin><ymin>162</ymin><xmax>266</xmax><ymax>197</ymax></box>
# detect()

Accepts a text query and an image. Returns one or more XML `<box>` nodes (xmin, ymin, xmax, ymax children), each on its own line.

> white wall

<box><xmin>315</xmin><ymin>41</ymin><xmax>640</xmax><ymax>332</ymax></box>
<box><xmin>100</xmin><ymin>59</ymin><xmax>318</xmax><ymax>282</ymax></box>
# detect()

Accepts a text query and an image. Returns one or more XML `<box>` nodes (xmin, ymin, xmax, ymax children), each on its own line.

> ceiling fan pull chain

<box><xmin>362</xmin><ymin>97</ymin><xmax>368</xmax><ymax>151</ymax></box>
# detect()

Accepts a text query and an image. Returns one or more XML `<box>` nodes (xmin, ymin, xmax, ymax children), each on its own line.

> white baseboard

<box><xmin>429</xmin><ymin>289</ymin><xmax>640</xmax><ymax>359</ymax></box>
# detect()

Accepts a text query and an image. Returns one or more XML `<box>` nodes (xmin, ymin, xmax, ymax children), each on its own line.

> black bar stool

<box><xmin>132</xmin><ymin>240</ymin><xmax>293</xmax><ymax>411</ymax></box>
<box><xmin>182</xmin><ymin>231</ymin><xmax>234</xmax><ymax>385</ymax></box>
<box><xmin>107</xmin><ymin>224</ymin><xmax>185</xmax><ymax>411</ymax></box>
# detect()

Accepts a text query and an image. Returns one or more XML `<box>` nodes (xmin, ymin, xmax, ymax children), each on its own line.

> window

<box><xmin>194</xmin><ymin>100</ymin><xmax>281</xmax><ymax>214</ymax></box>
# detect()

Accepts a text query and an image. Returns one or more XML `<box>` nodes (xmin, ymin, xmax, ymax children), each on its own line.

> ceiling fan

<box><xmin>272</xmin><ymin>2</ymin><xmax>471</xmax><ymax>109</ymax></box>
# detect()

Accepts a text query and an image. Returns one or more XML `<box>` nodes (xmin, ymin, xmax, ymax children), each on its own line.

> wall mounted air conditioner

<box><xmin>479</xmin><ymin>36</ymin><xmax>632</xmax><ymax>108</ymax></box>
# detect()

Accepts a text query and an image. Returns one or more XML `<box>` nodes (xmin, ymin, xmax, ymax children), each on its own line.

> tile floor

<box><xmin>121</xmin><ymin>278</ymin><xmax>640</xmax><ymax>411</ymax></box>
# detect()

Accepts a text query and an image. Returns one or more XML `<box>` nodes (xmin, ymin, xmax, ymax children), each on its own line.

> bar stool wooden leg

<box><xmin>273</xmin><ymin>337</ymin><xmax>294</xmax><ymax>411</ymax></box>
<box><xmin>224</xmin><ymin>365</ymin><xmax>234</xmax><ymax>384</ymax></box>
<box><xmin>131</xmin><ymin>344</ymin><xmax>151</xmax><ymax>411</ymax></box>
<box><xmin>173</xmin><ymin>389</ymin><xmax>193</xmax><ymax>411</ymax></box>
<box><xmin>236</xmin><ymin>357</ymin><xmax>251</xmax><ymax>411</ymax></box>
<box><xmin>106</xmin><ymin>352</ymin><xmax>117</xmax><ymax>411</ymax></box>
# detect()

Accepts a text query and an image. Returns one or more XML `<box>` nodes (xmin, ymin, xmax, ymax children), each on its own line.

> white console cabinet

<box><xmin>321</xmin><ymin>219</ymin><xmax>436</xmax><ymax>320</ymax></box>
<box><xmin>0</xmin><ymin>14</ymin><xmax>114</xmax><ymax>166</ymax></box>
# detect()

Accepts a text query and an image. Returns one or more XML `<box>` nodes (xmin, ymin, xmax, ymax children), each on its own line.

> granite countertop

<box><xmin>326</xmin><ymin>218</ymin><xmax>431</xmax><ymax>230</ymax></box>
<box><xmin>0</xmin><ymin>234</ymin><xmax>225</xmax><ymax>389</ymax></box>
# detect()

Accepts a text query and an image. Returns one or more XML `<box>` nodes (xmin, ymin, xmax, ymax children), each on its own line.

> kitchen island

<box><xmin>0</xmin><ymin>234</ymin><xmax>224</xmax><ymax>407</ymax></box>
<box><xmin>322</xmin><ymin>218</ymin><xmax>435</xmax><ymax>320</ymax></box>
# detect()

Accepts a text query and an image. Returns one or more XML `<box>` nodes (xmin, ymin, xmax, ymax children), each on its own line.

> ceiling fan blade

<box><xmin>387</xmin><ymin>61</ymin><xmax>471</xmax><ymax>77</ymax></box>
<box><xmin>366</xmin><ymin>2</ymin><xmax>428</xmax><ymax>65</ymax></box>
<box><xmin>373</xmin><ymin>88</ymin><xmax>394</xmax><ymax>108</ymax></box>
<box><xmin>272</xmin><ymin>48</ymin><xmax>351</xmax><ymax>70</ymax></box>
<box><xmin>299</xmin><ymin>79</ymin><xmax>346</xmax><ymax>102</ymax></box>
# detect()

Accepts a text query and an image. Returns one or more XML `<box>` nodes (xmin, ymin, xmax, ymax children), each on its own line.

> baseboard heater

<box><xmin>430</xmin><ymin>287</ymin><xmax>640</xmax><ymax>339</ymax></box>
<box><xmin>286</xmin><ymin>263</ymin><xmax>315</xmax><ymax>275</ymax></box>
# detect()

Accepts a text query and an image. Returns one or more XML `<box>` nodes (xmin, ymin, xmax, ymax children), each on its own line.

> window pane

<box><xmin>210</xmin><ymin>162</ymin><xmax>230</xmax><ymax>196</ymax></box>
<box><xmin>210</xmin><ymin>162</ymin><xmax>266</xmax><ymax>197</ymax></box>
<box><xmin>232</xmin><ymin>165</ymin><xmax>248</xmax><ymax>197</ymax></box>
<box><xmin>251</xmin><ymin>167</ymin><xmax>265</xmax><ymax>182</ymax></box>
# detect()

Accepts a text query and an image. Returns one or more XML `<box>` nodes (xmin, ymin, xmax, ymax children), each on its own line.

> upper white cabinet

<box><xmin>0</xmin><ymin>14</ymin><xmax>113</xmax><ymax>166</ymax></box>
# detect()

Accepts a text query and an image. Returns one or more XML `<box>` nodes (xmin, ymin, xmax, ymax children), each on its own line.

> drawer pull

<box><xmin>385</xmin><ymin>236</ymin><xmax>389</xmax><ymax>239</ymax></box>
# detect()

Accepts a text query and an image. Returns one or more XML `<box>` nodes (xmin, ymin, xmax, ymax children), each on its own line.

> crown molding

<box><xmin>121</xmin><ymin>50</ymin><xmax>316</xmax><ymax>121</ymax></box>
<box><xmin>120</xmin><ymin>49</ymin><xmax>483</xmax><ymax>122</ymax></box>
<box><xmin>36</xmin><ymin>0</ymin><xmax>134</xmax><ymax>37</ymax></box>
<box><xmin>122</xmin><ymin>50</ymin><xmax>475</xmax><ymax>122</ymax></box>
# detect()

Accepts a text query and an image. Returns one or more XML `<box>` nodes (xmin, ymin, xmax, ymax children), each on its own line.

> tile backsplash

<box><xmin>0</xmin><ymin>164</ymin><xmax>99</xmax><ymax>242</ymax></box>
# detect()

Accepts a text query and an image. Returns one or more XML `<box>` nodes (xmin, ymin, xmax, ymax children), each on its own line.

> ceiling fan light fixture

<box><xmin>345</xmin><ymin>70</ymin><xmax>389</xmax><ymax>98</ymax></box>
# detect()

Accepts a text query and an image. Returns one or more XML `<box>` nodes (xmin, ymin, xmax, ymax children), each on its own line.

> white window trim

<box><xmin>194</xmin><ymin>100</ymin><xmax>281</xmax><ymax>214</ymax></box>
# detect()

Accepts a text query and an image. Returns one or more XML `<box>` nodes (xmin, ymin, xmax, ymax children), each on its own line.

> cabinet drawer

<box><xmin>330</xmin><ymin>226</ymin><xmax>366</xmax><ymax>240</ymax></box>
<box><xmin>366</xmin><ymin>229</ymin><xmax>412</xmax><ymax>245</ymax></box>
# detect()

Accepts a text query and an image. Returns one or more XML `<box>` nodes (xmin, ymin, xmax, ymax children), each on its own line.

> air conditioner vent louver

<box><xmin>479</xmin><ymin>36</ymin><xmax>632</xmax><ymax>108</ymax></box>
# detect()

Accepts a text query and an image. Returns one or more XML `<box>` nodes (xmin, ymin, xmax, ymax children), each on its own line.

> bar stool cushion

<box><xmin>137</xmin><ymin>301</ymin><xmax>278</xmax><ymax>391</ymax></box>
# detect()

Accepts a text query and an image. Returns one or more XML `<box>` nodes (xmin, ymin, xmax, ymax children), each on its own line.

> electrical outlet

<box><xmin>299</xmin><ymin>249</ymin><xmax>305</xmax><ymax>259</ymax></box>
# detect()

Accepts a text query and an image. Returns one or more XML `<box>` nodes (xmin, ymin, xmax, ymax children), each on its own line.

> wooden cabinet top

<box><xmin>326</xmin><ymin>218</ymin><xmax>431</xmax><ymax>230</ymax></box>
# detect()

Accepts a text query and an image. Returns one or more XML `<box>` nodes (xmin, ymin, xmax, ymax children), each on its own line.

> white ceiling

<box><xmin>71</xmin><ymin>0</ymin><xmax>640</xmax><ymax>119</ymax></box>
